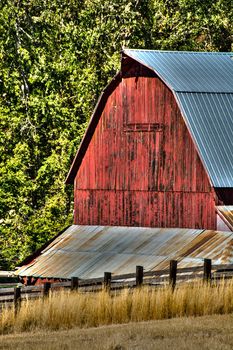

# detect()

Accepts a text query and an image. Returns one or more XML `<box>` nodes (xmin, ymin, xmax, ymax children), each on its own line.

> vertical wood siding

<box><xmin>74</xmin><ymin>64</ymin><xmax>216</xmax><ymax>230</ymax></box>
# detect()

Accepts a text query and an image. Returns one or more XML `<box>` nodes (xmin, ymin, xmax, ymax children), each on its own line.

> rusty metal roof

<box><xmin>15</xmin><ymin>225</ymin><xmax>233</xmax><ymax>279</ymax></box>
<box><xmin>216</xmin><ymin>206</ymin><xmax>233</xmax><ymax>231</ymax></box>
<box><xmin>122</xmin><ymin>49</ymin><xmax>233</xmax><ymax>188</ymax></box>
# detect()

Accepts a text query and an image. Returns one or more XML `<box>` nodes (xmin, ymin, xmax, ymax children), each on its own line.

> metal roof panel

<box><xmin>123</xmin><ymin>49</ymin><xmax>233</xmax><ymax>93</ymax></box>
<box><xmin>16</xmin><ymin>225</ymin><xmax>233</xmax><ymax>279</ymax></box>
<box><xmin>176</xmin><ymin>92</ymin><xmax>233</xmax><ymax>187</ymax></box>
<box><xmin>216</xmin><ymin>206</ymin><xmax>233</xmax><ymax>231</ymax></box>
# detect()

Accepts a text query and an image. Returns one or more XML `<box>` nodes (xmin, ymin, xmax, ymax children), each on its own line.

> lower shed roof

<box><xmin>15</xmin><ymin>225</ymin><xmax>233</xmax><ymax>280</ymax></box>
<box><xmin>216</xmin><ymin>206</ymin><xmax>233</xmax><ymax>231</ymax></box>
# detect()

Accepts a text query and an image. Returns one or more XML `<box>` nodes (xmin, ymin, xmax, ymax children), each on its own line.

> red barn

<box><xmin>66</xmin><ymin>50</ymin><xmax>233</xmax><ymax>231</ymax></box>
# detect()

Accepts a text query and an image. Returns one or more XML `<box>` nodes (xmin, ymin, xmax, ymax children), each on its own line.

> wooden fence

<box><xmin>1</xmin><ymin>259</ymin><xmax>233</xmax><ymax>311</ymax></box>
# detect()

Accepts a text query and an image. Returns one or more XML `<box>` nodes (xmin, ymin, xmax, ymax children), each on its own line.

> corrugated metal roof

<box><xmin>123</xmin><ymin>49</ymin><xmax>233</xmax><ymax>188</ymax></box>
<box><xmin>176</xmin><ymin>93</ymin><xmax>233</xmax><ymax>187</ymax></box>
<box><xmin>16</xmin><ymin>225</ymin><xmax>233</xmax><ymax>279</ymax></box>
<box><xmin>123</xmin><ymin>49</ymin><xmax>233</xmax><ymax>93</ymax></box>
<box><xmin>216</xmin><ymin>206</ymin><xmax>233</xmax><ymax>231</ymax></box>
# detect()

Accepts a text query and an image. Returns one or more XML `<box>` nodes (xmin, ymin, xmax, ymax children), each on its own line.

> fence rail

<box><xmin>1</xmin><ymin>260</ymin><xmax>233</xmax><ymax>309</ymax></box>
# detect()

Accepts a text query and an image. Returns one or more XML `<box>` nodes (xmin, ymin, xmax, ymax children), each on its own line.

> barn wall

<box><xmin>74</xmin><ymin>63</ymin><xmax>216</xmax><ymax>229</ymax></box>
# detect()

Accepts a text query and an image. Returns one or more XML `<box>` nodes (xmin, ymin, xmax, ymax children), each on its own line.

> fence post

<box><xmin>43</xmin><ymin>282</ymin><xmax>51</xmax><ymax>297</ymax></box>
<box><xmin>103</xmin><ymin>272</ymin><xmax>111</xmax><ymax>291</ymax></box>
<box><xmin>14</xmin><ymin>287</ymin><xmax>21</xmax><ymax>316</ymax></box>
<box><xmin>169</xmin><ymin>260</ymin><xmax>177</xmax><ymax>290</ymax></box>
<box><xmin>71</xmin><ymin>277</ymin><xmax>79</xmax><ymax>290</ymax></box>
<box><xmin>136</xmin><ymin>266</ymin><xmax>143</xmax><ymax>287</ymax></box>
<box><xmin>203</xmin><ymin>258</ymin><xmax>212</xmax><ymax>282</ymax></box>
<box><xmin>26</xmin><ymin>276</ymin><xmax>32</xmax><ymax>286</ymax></box>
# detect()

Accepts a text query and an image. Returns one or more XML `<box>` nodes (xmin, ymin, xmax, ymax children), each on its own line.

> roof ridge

<box><xmin>123</xmin><ymin>49</ymin><xmax>233</xmax><ymax>55</ymax></box>
<box><xmin>175</xmin><ymin>91</ymin><xmax>233</xmax><ymax>94</ymax></box>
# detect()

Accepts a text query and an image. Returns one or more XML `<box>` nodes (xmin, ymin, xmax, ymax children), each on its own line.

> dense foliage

<box><xmin>0</xmin><ymin>0</ymin><xmax>232</xmax><ymax>269</ymax></box>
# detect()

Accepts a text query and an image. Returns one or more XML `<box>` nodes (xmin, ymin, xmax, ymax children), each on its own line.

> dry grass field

<box><xmin>1</xmin><ymin>279</ymin><xmax>233</xmax><ymax>349</ymax></box>
<box><xmin>1</xmin><ymin>314</ymin><xmax>233</xmax><ymax>350</ymax></box>
<box><xmin>2</xmin><ymin>279</ymin><xmax>233</xmax><ymax>333</ymax></box>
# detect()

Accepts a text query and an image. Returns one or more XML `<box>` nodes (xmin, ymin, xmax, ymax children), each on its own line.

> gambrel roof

<box><xmin>123</xmin><ymin>50</ymin><xmax>233</xmax><ymax>188</ymax></box>
<box><xmin>66</xmin><ymin>50</ymin><xmax>233</xmax><ymax>187</ymax></box>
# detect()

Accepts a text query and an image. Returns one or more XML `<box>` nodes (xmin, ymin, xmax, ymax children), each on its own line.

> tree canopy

<box><xmin>0</xmin><ymin>0</ymin><xmax>232</xmax><ymax>269</ymax></box>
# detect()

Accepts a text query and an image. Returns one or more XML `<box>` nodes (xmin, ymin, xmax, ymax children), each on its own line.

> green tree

<box><xmin>0</xmin><ymin>0</ymin><xmax>232</xmax><ymax>269</ymax></box>
<box><xmin>151</xmin><ymin>0</ymin><xmax>233</xmax><ymax>51</ymax></box>
<box><xmin>0</xmin><ymin>0</ymin><xmax>153</xmax><ymax>268</ymax></box>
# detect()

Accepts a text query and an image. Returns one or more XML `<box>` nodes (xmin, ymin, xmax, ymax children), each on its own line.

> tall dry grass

<box><xmin>1</xmin><ymin>279</ymin><xmax>233</xmax><ymax>334</ymax></box>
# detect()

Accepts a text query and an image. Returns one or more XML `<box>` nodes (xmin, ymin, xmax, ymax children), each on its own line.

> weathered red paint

<box><xmin>74</xmin><ymin>62</ymin><xmax>217</xmax><ymax>230</ymax></box>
